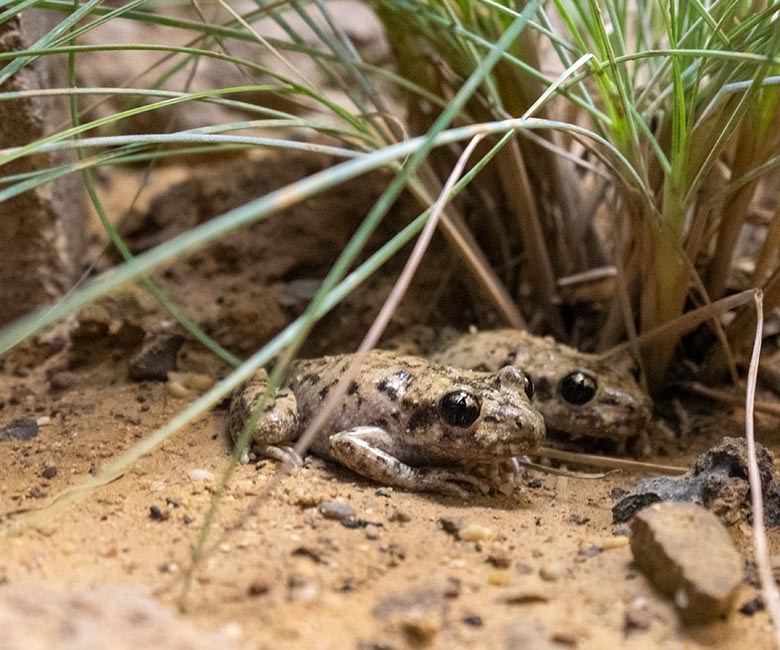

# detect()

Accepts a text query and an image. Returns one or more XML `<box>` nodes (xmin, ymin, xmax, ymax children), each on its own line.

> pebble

<box><xmin>400</xmin><ymin>610</ymin><xmax>442</xmax><ymax>645</ymax></box>
<box><xmin>167</xmin><ymin>381</ymin><xmax>190</xmax><ymax>398</ymax></box>
<box><xmin>48</xmin><ymin>370</ymin><xmax>77</xmax><ymax>391</ymax></box>
<box><xmin>502</xmin><ymin>581</ymin><xmax>550</xmax><ymax>604</ymax></box>
<box><xmin>624</xmin><ymin>597</ymin><xmax>652</xmax><ymax>632</ymax></box>
<box><xmin>539</xmin><ymin>561</ymin><xmax>566</xmax><ymax>582</ymax></box>
<box><xmin>188</xmin><ymin>468</ymin><xmax>215</xmax><ymax>482</ymax></box>
<box><xmin>364</xmin><ymin>524</ymin><xmax>380</xmax><ymax>540</ymax></box>
<box><xmin>459</xmin><ymin>523</ymin><xmax>494</xmax><ymax>542</ymax></box>
<box><xmin>630</xmin><ymin>502</ymin><xmax>743</xmax><ymax>624</ymax></box>
<box><xmin>168</xmin><ymin>371</ymin><xmax>214</xmax><ymax>392</ymax></box>
<box><xmin>487</xmin><ymin>569</ymin><xmax>511</xmax><ymax>586</ymax></box>
<box><xmin>439</xmin><ymin>516</ymin><xmax>464</xmax><ymax>538</ymax></box>
<box><xmin>318</xmin><ymin>500</ymin><xmax>355</xmax><ymax>521</ymax></box>
<box><xmin>36</xmin><ymin>416</ymin><xmax>51</xmax><ymax>427</ymax></box>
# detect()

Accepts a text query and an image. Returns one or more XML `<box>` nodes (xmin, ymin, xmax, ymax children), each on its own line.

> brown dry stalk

<box><xmin>677</xmin><ymin>382</ymin><xmax>780</xmax><ymax>418</ymax></box>
<box><xmin>536</xmin><ymin>447</ymin><xmax>687</xmax><ymax>476</ymax></box>
<box><xmin>603</xmin><ymin>289</ymin><xmax>756</xmax><ymax>359</ymax></box>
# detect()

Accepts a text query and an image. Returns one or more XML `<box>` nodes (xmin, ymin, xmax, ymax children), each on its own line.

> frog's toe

<box><xmin>264</xmin><ymin>445</ymin><xmax>304</xmax><ymax>471</ymax></box>
<box><xmin>414</xmin><ymin>467</ymin><xmax>491</xmax><ymax>497</ymax></box>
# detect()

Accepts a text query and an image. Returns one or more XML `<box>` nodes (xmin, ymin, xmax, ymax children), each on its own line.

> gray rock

<box><xmin>630</xmin><ymin>502</ymin><xmax>743</xmax><ymax>624</ymax></box>
<box><xmin>318</xmin><ymin>500</ymin><xmax>356</xmax><ymax>521</ymax></box>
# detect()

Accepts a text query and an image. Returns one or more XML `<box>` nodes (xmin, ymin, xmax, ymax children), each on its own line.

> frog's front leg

<box><xmin>327</xmin><ymin>427</ymin><xmax>489</xmax><ymax>497</ymax></box>
<box><xmin>228</xmin><ymin>369</ymin><xmax>302</xmax><ymax>468</ymax></box>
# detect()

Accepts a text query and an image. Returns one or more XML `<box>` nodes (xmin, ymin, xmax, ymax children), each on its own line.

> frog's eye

<box><xmin>439</xmin><ymin>390</ymin><xmax>482</xmax><ymax>427</ymax></box>
<box><xmin>523</xmin><ymin>373</ymin><xmax>535</xmax><ymax>400</ymax></box>
<box><xmin>497</xmin><ymin>366</ymin><xmax>535</xmax><ymax>400</ymax></box>
<box><xmin>559</xmin><ymin>371</ymin><xmax>597</xmax><ymax>405</ymax></box>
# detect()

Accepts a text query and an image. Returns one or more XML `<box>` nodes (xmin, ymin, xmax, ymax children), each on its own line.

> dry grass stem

<box><xmin>744</xmin><ymin>290</ymin><xmax>780</xmax><ymax>646</ymax></box>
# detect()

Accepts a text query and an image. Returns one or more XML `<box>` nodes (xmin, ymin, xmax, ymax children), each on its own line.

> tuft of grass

<box><xmin>371</xmin><ymin>0</ymin><xmax>780</xmax><ymax>386</ymax></box>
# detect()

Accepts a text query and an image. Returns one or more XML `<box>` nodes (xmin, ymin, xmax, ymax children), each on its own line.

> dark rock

<box><xmin>0</xmin><ymin>417</ymin><xmax>38</xmax><ymax>441</ymax></box>
<box><xmin>128</xmin><ymin>333</ymin><xmax>185</xmax><ymax>382</ymax></box>
<box><xmin>148</xmin><ymin>505</ymin><xmax>169</xmax><ymax>522</ymax></box>
<box><xmin>739</xmin><ymin>596</ymin><xmax>765</xmax><ymax>616</ymax></box>
<box><xmin>630</xmin><ymin>502</ymin><xmax>742</xmax><ymax>624</ymax></box>
<box><xmin>48</xmin><ymin>370</ymin><xmax>77</xmax><ymax>391</ymax></box>
<box><xmin>439</xmin><ymin>516</ymin><xmax>463</xmax><ymax>538</ymax></box>
<box><xmin>613</xmin><ymin>437</ymin><xmax>779</xmax><ymax>525</ymax></box>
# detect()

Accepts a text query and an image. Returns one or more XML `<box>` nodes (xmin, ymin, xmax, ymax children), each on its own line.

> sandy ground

<box><xmin>0</xmin><ymin>360</ymin><xmax>776</xmax><ymax>649</ymax></box>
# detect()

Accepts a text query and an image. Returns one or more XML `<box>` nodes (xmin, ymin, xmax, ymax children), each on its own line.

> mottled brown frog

<box><xmin>229</xmin><ymin>350</ymin><xmax>545</xmax><ymax>496</ymax></box>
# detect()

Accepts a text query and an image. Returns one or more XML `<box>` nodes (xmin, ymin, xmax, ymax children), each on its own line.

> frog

<box><xmin>228</xmin><ymin>349</ymin><xmax>545</xmax><ymax>496</ymax></box>
<box><xmin>428</xmin><ymin>329</ymin><xmax>652</xmax><ymax>451</ymax></box>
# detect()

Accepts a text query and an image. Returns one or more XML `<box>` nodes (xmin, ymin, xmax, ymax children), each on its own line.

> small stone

<box><xmin>630</xmin><ymin>502</ymin><xmax>743</xmax><ymax>624</ymax></box>
<box><xmin>168</xmin><ymin>371</ymin><xmax>214</xmax><ymax>392</ymax></box>
<box><xmin>486</xmin><ymin>550</ymin><xmax>512</xmax><ymax>569</ymax></box>
<box><xmin>503</xmin><ymin>581</ymin><xmax>550</xmax><ymax>604</ymax></box>
<box><xmin>399</xmin><ymin>610</ymin><xmax>442</xmax><ymax>645</ymax></box>
<box><xmin>487</xmin><ymin>569</ymin><xmax>511</xmax><ymax>586</ymax></box>
<box><xmin>388</xmin><ymin>509</ymin><xmax>411</xmax><ymax>523</ymax></box>
<box><xmin>578</xmin><ymin>545</ymin><xmax>602</xmax><ymax>558</ymax></box>
<box><xmin>149</xmin><ymin>505</ymin><xmax>168</xmax><ymax>521</ymax></box>
<box><xmin>739</xmin><ymin>596</ymin><xmax>764</xmax><ymax>616</ymax></box>
<box><xmin>568</xmin><ymin>513</ymin><xmax>590</xmax><ymax>525</ymax></box>
<box><xmin>462</xmin><ymin>615</ymin><xmax>482</xmax><ymax>627</ymax></box>
<box><xmin>624</xmin><ymin>597</ymin><xmax>652</xmax><ymax>631</ymax></box>
<box><xmin>248</xmin><ymin>580</ymin><xmax>270</xmax><ymax>597</ymax></box>
<box><xmin>188</xmin><ymin>468</ymin><xmax>215</xmax><ymax>482</ymax></box>
<box><xmin>439</xmin><ymin>516</ymin><xmax>463</xmax><ymax>538</ymax></box>
<box><xmin>48</xmin><ymin>370</ymin><xmax>77</xmax><ymax>391</ymax></box>
<box><xmin>318</xmin><ymin>500</ymin><xmax>355</xmax><ymax>521</ymax></box>
<box><xmin>515</xmin><ymin>563</ymin><xmax>533</xmax><ymax>575</ymax></box>
<box><xmin>539</xmin><ymin>561</ymin><xmax>566</xmax><ymax>582</ymax></box>
<box><xmin>459</xmin><ymin>523</ymin><xmax>494</xmax><ymax>542</ymax></box>
<box><xmin>35</xmin><ymin>416</ymin><xmax>51</xmax><ymax>427</ymax></box>
<box><xmin>364</xmin><ymin>524</ymin><xmax>380</xmax><ymax>540</ymax></box>
<box><xmin>443</xmin><ymin>577</ymin><xmax>460</xmax><ymax>599</ymax></box>
<box><xmin>601</xmin><ymin>536</ymin><xmax>630</xmax><ymax>550</ymax></box>
<box><xmin>167</xmin><ymin>381</ymin><xmax>190</xmax><ymax>398</ymax></box>
<box><xmin>40</xmin><ymin>466</ymin><xmax>57</xmax><ymax>480</ymax></box>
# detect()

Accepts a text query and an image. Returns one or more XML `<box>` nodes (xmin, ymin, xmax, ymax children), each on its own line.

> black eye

<box><xmin>558</xmin><ymin>371</ymin><xmax>597</xmax><ymax>405</ymax></box>
<box><xmin>439</xmin><ymin>391</ymin><xmax>481</xmax><ymax>427</ymax></box>
<box><xmin>522</xmin><ymin>373</ymin><xmax>534</xmax><ymax>399</ymax></box>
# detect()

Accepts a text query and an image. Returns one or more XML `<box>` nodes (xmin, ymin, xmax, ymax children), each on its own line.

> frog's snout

<box><xmin>496</xmin><ymin>365</ymin><xmax>535</xmax><ymax>401</ymax></box>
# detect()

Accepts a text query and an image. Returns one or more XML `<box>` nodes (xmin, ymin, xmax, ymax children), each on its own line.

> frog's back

<box><xmin>286</xmin><ymin>349</ymin><xmax>545</xmax><ymax>463</ymax></box>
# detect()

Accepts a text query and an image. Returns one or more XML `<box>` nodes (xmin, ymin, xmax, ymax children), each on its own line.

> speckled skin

<box><xmin>430</xmin><ymin>329</ymin><xmax>652</xmax><ymax>444</ymax></box>
<box><xmin>229</xmin><ymin>350</ymin><xmax>545</xmax><ymax>495</ymax></box>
